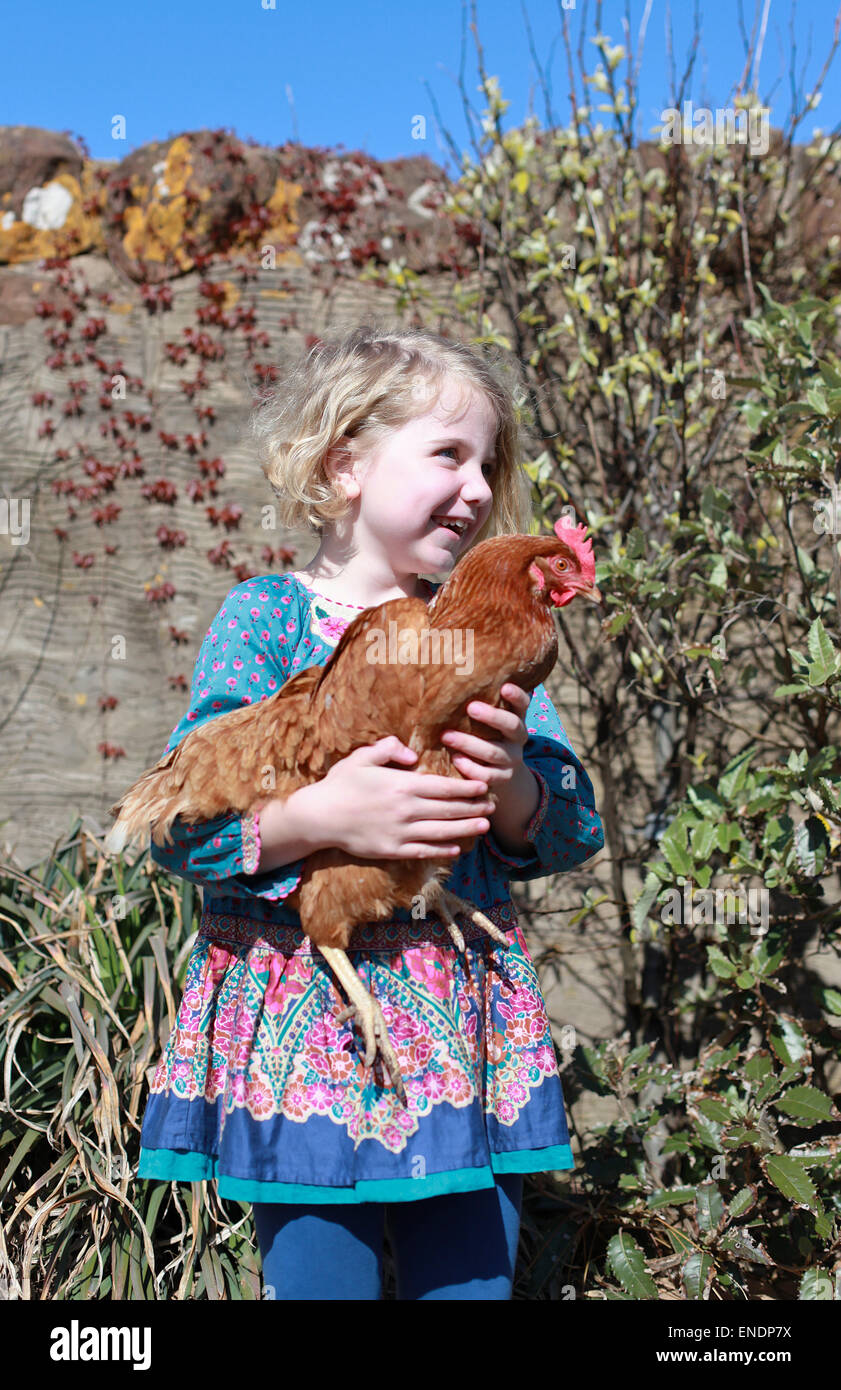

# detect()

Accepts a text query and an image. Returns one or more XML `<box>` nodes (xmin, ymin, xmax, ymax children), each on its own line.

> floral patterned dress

<box><xmin>136</xmin><ymin>572</ymin><xmax>604</xmax><ymax>1203</ymax></box>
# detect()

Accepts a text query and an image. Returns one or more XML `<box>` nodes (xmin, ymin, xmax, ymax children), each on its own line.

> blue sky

<box><xmin>4</xmin><ymin>0</ymin><xmax>840</xmax><ymax>170</ymax></box>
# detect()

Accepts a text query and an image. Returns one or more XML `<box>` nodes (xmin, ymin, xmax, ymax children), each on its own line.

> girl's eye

<box><xmin>438</xmin><ymin>446</ymin><xmax>458</xmax><ymax>459</ymax></box>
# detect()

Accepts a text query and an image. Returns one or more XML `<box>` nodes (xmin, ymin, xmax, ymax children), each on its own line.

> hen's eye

<box><xmin>556</xmin><ymin>559</ymin><xmax>568</xmax><ymax>571</ymax></box>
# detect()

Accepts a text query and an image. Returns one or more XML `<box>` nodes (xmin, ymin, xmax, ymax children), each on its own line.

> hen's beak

<box><xmin>580</xmin><ymin>583</ymin><xmax>602</xmax><ymax>604</ymax></box>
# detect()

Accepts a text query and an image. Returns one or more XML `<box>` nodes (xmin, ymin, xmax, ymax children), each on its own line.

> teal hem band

<box><xmin>221</xmin><ymin>1168</ymin><xmax>497</xmax><ymax>1203</ymax></box>
<box><xmin>136</xmin><ymin>1144</ymin><xmax>575</xmax><ymax>1201</ymax></box>
<box><xmin>137</xmin><ymin>1149</ymin><xmax>217</xmax><ymax>1182</ymax></box>
<box><xmin>492</xmin><ymin>1144</ymin><xmax>574</xmax><ymax>1174</ymax></box>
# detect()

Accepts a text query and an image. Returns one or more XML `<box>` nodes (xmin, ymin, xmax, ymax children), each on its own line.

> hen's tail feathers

<box><xmin>105</xmin><ymin>660</ymin><xmax>325</xmax><ymax>857</ymax></box>
<box><xmin>105</xmin><ymin>748</ymin><xmax>183</xmax><ymax>855</ymax></box>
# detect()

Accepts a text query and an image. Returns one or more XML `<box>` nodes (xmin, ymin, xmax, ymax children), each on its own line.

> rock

<box><xmin>103</xmin><ymin>130</ymin><xmax>298</xmax><ymax>282</ymax></box>
<box><xmin>0</xmin><ymin>266</ymin><xmax>76</xmax><ymax>325</ymax></box>
<box><xmin>0</xmin><ymin>126</ymin><xmax>104</xmax><ymax>263</ymax></box>
<box><xmin>0</xmin><ymin>127</ymin><xmax>481</xmax><ymax>285</ymax></box>
<box><xmin>272</xmin><ymin>145</ymin><xmax>469</xmax><ymax>274</ymax></box>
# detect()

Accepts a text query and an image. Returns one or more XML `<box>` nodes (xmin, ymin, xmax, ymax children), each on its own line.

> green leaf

<box><xmin>768</xmin><ymin>1016</ymin><xmax>809</xmax><ymax>1066</ymax></box>
<box><xmin>717</xmin><ymin>748</ymin><xmax>755</xmax><ymax>801</ymax></box>
<box><xmin>695</xmin><ymin>1182</ymin><xmax>725</xmax><ymax>1233</ymax></box>
<box><xmin>763</xmin><ymin>814</ymin><xmax>794</xmax><ymax>852</ymax></box>
<box><xmin>794</xmin><ymin>818</ymin><xmax>828</xmax><ymax>876</ymax></box>
<box><xmin>762</xmin><ymin>1154</ymin><xmax>823</xmax><ymax>1214</ymax></box>
<box><xmin>647</xmin><ymin>1187</ymin><xmax>696</xmax><ymax>1208</ymax></box>
<box><xmin>682</xmin><ymin>1250</ymin><xmax>715</xmax><ymax>1300</ymax></box>
<box><xmin>814</xmin><ymin>1212</ymin><xmax>836</xmax><ymax>1241</ymax></box>
<box><xmin>806</xmin><ymin>617</ymin><xmax>840</xmax><ymax>685</ymax></box>
<box><xmin>819</xmin><ymin>987</ymin><xmax>841</xmax><ymax>1016</ymax></box>
<box><xmin>715</xmin><ymin>822</ymin><xmax>741</xmax><ymax>852</ymax></box>
<box><xmin>661</xmin><ymin>817</ymin><xmax>693</xmax><ymax>876</ymax></box>
<box><xmin>625</xmin><ymin>527</ymin><xmax>646</xmax><ymax>559</ymax></box>
<box><xmin>744</xmin><ymin>1052</ymin><xmax>773</xmax><ymax>1082</ymax></box>
<box><xmin>788</xmin><ymin>1141</ymin><xmax>841</xmax><ymax>1165</ymax></box>
<box><xmin>707</xmin><ymin>945</ymin><xmax>736</xmax><ymax>979</ymax></box>
<box><xmin>632</xmin><ymin>872</ymin><xmax>662</xmax><ymax>933</ymax></box>
<box><xmin>606</xmin><ymin>1231</ymin><xmax>658</xmax><ymax>1299</ymax></box>
<box><xmin>727</xmin><ymin>1185</ymin><xmax>758</xmax><ymax>1218</ymax></box>
<box><xmin>687</xmin><ymin>784</ymin><xmax>727</xmax><ymax>815</ymax></box>
<box><xmin>752</xmin><ymin>940</ymin><xmax>785</xmax><ymax>979</ymax></box>
<box><xmin>718</xmin><ymin>1230</ymin><xmax>773</xmax><ymax>1265</ymax></box>
<box><xmin>807</xmin><ymin>383</ymin><xmax>828</xmax><ymax>415</ymax></box>
<box><xmin>708</xmin><ymin>555</ymin><xmax>727</xmax><ymax>591</ymax></box>
<box><xmin>662</xmin><ymin>1134</ymin><xmax>692</xmax><ymax>1155</ymax></box>
<box><xmin>606</xmin><ymin>610</ymin><xmax>633</xmax><ymax>636</ymax></box>
<box><xmin>756</xmin><ymin>1064</ymin><xmax>802</xmax><ymax>1106</ymax></box>
<box><xmin>690</xmin><ymin>822</ymin><xmax>716</xmax><ymax>859</ymax></box>
<box><xmin>721</xmin><ymin>1125</ymin><xmax>764</xmax><ymax>1150</ymax></box>
<box><xmin>773</xmin><ymin>1085</ymin><xmax>837</xmax><ymax>1125</ymax></box>
<box><xmin>692</xmin><ymin>1112</ymin><xmax>724</xmax><ymax>1150</ymax></box>
<box><xmin>697</xmin><ymin>1096</ymin><xmax>734</xmax><ymax>1124</ymax></box>
<box><xmin>799</xmin><ymin>1267</ymin><xmax>835</xmax><ymax>1299</ymax></box>
<box><xmin>817</xmin><ymin>358</ymin><xmax>841</xmax><ymax>389</ymax></box>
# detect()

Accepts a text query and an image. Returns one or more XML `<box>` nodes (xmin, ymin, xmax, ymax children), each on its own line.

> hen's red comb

<box><xmin>552</xmin><ymin>515</ymin><xmax>596</xmax><ymax>581</ymax></box>
<box><xmin>553</xmin><ymin>515</ymin><xmax>593</xmax><ymax>551</ymax></box>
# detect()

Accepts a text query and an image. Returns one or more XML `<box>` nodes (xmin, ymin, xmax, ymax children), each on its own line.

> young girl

<box><xmin>136</xmin><ymin>324</ymin><xmax>604</xmax><ymax>1300</ymax></box>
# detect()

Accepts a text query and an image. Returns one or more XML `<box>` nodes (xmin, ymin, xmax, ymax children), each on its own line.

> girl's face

<box><xmin>348</xmin><ymin>379</ymin><xmax>498</xmax><ymax>578</ymax></box>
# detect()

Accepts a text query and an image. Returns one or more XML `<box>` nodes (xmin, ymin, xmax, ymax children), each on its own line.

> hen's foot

<box><xmin>335</xmin><ymin>994</ymin><xmax>406</xmax><ymax>1105</ymax></box>
<box><xmin>421</xmin><ymin>880</ymin><xmax>509</xmax><ymax>953</ymax></box>
<box><xmin>319</xmin><ymin>945</ymin><xmax>406</xmax><ymax>1105</ymax></box>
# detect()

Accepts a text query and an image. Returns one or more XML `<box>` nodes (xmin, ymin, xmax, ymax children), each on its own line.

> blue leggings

<box><xmin>253</xmin><ymin>1174</ymin><xmax>523</xmax><ymax>1300</ymax></box>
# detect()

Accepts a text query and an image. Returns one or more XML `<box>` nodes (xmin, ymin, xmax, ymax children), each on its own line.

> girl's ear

<box><xmin>324</xmin><ymin>440</ymin><xmax>361</xmax><ymax>500</ymax></box>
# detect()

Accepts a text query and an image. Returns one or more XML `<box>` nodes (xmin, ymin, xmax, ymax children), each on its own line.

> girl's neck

<box><xmin>293</xmin><ymin>563</ymin><xmax>432</xmax><ymax>609</ymax></box>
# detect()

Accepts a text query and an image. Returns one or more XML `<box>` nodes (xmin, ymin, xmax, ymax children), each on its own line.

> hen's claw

<box><xmin>319</xmin><ymin>944</ymin><xmax>406</xmax><ymax>1104</ymax></box>
<box><xmin>335</xmin><ymin>994</ymin><xmax>406</xmax><ymax>1104</ymax></box>
<box><xmin>423</xmin><ymin>880</ymin><xmax>510</xmax><ymax>952</ymax></box>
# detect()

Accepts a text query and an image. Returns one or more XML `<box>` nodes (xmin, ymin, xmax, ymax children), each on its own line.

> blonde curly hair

<box><xmin>248</xmin><ymin>321</ymin><xmax>535</xmax><ymax>547</ymax></box>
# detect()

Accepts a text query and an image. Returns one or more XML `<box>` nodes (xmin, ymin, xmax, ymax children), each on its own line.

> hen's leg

<box><xmin>318</xmin><ymin>945</ymin><xmax>406</xmax><ymax>1105</ymax></box>
<box><xmin>420</xmin><ymin>879</ymin><xmax>509</xmax><ymax>954</ymax></box>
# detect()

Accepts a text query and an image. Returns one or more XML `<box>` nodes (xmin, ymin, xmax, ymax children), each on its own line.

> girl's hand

<box><xmin>439</xmin><ymin>683</ymin><xmax>531</xmax><ymax>800</ymax></box>
<box><xmin>319</xmin><ymin>737</ymin><xmax>497</xmax><ymax>859</ymax></box>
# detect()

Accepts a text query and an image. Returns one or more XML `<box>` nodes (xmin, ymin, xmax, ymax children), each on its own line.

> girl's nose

<box><xmin>460</xmin><ymin>465</ymin><xmax>493</xmax><ymax>505</ymax></box>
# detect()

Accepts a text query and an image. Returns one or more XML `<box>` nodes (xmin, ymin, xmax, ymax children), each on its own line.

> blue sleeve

<box><xmin>149</xmin><ymin>574</ymin><xmax>309</xmax><ymax>903</ymax></box>
<box><xmin>483</xmin><ymin>681</ymin><xmax>604</xmax><ymax>882</ymax></box>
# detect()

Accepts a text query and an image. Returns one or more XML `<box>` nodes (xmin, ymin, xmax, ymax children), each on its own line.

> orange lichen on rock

<box><xmin>121</xmin><ymin>136</ymin><xmax>212</xmax><ymax>271</ymax></box>
<box><xmin>122</xmin><ymin>196</ymin><xmax>197</xmax><ymax>270</ymax></box>
<box><xmin>0</xmin><ymin>164</ymin><xmax>105</xmax><ymax>264</ymax></box>
<box><xmin>248</xmin><ymin>175</ymin><xmax>303</xmax><ymax>258</ymax></box>
<box><xmin>160</xmin><ymin>136</ymin><xmax>195</xmax><ymax>198</ymax></box>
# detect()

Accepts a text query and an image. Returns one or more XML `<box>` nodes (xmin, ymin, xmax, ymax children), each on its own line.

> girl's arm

<box><xmin>481</xmin><ymin>681</ymin><xmax>604</xmax><ymax>881</ymax></box>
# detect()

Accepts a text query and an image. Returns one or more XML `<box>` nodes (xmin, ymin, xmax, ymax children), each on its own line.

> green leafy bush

<box><xmin>372</xmin><ymin>8</ymin><xmax>841</xmax><ymax>1299</ymax></box>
